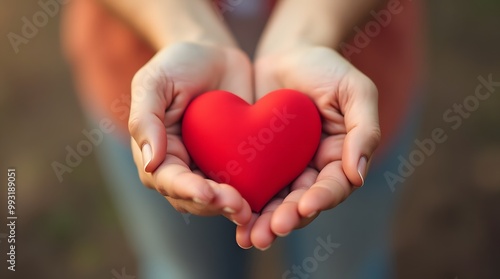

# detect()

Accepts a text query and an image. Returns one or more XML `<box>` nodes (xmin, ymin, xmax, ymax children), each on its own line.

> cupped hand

<box><xmin>236</xmin><ymin>46</ymin><xmax>381</xmax><ymax>250</ymax></box>
<box><xmin>129</xmin><ymin>42</ymin><xmax>253</xmax><ymax>225</ymax></box>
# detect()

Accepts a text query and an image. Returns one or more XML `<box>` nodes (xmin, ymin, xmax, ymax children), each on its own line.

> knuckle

<box><xmin>365</xmin><ymin>79</ymin><xmax>378</xmax><ymax>95</ymax></box>
<box><xmin>155</xmin><ymin>184</ymin><xmax>169</xmax><ymax>197</ymax></box>
<box><xmin>138</xmin><ymin>171</ymin><xmax>153</xmax><ymax>189</ymax></box>
<box><xmin>131</xmin><ymin>67</ymin><xmax>153</xmax><ymax>89</ymax></box>
<box><xmin>154</xmin><ymin>172</ymin><xmax>178</xmax><ymax>198</ymax></box>
<box><xmin>166</xmin><ymin>198</ymin><xmax>184</xmax><ymax>212</ymax></box>
<box><xmin>353</xmin><ymin>74</ymin><xmax>378</xmax><ymax>98</ymax></box>
<box><xmin>131</xmin><ymin>67</ymin><xmax>160</xmax><ymax>100</ymax></box>
<box><xmin>370</xmin><ymin>126</ymin><xmax>382</xmax><ymax>146</ymax></box>
<box><xmin>127</xmin><ymin>116</ymin><xmax>141</xmax><ymax>136</ymax></box>
<box><xmin>131</xmin><ymin>70</ymin><xmax>142</xmax><ymax>89</ymax></box>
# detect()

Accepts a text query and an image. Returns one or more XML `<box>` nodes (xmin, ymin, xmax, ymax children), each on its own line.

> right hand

<box><xmin>129</xmin><ymin>42</ymin><xmax>253</xmax><ymax>225</ymax></box>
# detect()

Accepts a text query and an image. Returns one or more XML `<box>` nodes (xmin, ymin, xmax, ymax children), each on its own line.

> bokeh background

<box><xmin>1</xmin><ymin>0</ymin><xmax>499</xmax><ymax>278</ymax></box>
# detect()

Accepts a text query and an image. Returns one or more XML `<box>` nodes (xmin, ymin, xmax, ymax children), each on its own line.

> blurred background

<box><xmin>0</xmin><ymin>0</ymin><xmax>499</xmax><ymax>278</ymax></box>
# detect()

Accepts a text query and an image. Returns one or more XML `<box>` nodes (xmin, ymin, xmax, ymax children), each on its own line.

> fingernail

<box><xmin>276</xmin><ymin>231</ymin><xmax>290</xmax><ymax>237</ymax></box>
<box><xmin>258</xmin><ymin>245</ymin><xmax>271</xmax><ymax>251</ymax></box>
<box><xmin>232</xmin><ymin>219</ymin><xmax>242</xmax><ymax>226</ymax></box>
<box><xmin>193</xmin><ymin>197</ymin><xmax>208</xmax><ymax>205</ymax></box>
<box><xmin>238</xmin><ymin>243</ymin><xmax>253</xmax><ymax>250</ymax></box>
<box><xmin>142</xmin><ymin>143</ymin><xmax>152</xmax><ymax>172</ymax></box>
<box><xmin>306</xmin><ymin>211</ymin><xmax>317</xmax><ymax>218</ymax></box>
<box><xmin>223</xmin><ymin>207</ymin><xmax>236</xmax><ymax>214</ymax></box>
<box><xmin>357</xmin><ymin>156</ymin><xmax>367</xmax><ymax>188</ymax></box>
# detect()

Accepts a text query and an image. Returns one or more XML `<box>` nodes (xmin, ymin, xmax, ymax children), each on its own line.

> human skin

<box><xmin>100</xmin><ymin>0</ymin><xmax>383</xmax><ymax>250</ymax></box>
<box><xmin>102</xmin><ymin>0</ymin><xmax>254</xmax><ymax>225</ymax></box>
<box><xmin>236</xmin><ymin>0</ymin><xmax>383</xmax><ymax>250</ymax></box>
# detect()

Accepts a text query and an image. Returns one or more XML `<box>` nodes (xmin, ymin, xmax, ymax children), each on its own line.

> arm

<box><xmin>100</xmin><ymin>0</ymin><xmax>236</xmax><ymax>49</ymax></box>
<box><xmin>257</xmin><ymin>0</ymin><xmax>384</xmax><ymax>55</ymax></box>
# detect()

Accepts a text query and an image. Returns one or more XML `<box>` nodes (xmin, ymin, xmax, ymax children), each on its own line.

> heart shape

<box><xmin>182</xmin><ymin>89</ymin><xmax>322</xmax><ymax>212</ymax></box>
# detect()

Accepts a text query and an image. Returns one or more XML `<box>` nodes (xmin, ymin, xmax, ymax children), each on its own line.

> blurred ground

<box><xmin>0</xmin><ymin>0</ymin><xmax>499</xmax><ymax>279</ymax></box>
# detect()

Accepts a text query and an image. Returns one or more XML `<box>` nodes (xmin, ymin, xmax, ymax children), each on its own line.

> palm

<box><xmin>130</xmin><ymin>42</ymin><xmax>254</xmax><ymax>220</ymax></box>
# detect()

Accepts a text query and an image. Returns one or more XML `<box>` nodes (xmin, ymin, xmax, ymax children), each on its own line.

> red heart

<box><xmin>182</xmin><ymin>89</ymin><xmax>322</xmax><ymax>212</ymax></box>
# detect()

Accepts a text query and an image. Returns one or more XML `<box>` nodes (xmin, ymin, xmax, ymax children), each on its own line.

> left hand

<box><xmin>129</xmin><ymin>43</ymin><xmax>254</xmax><ymax>224</ymax></box>
<box><xmin>236</xmin><ymin>46</ymin><xmax>381</xmax><ymax>250</ymax></box>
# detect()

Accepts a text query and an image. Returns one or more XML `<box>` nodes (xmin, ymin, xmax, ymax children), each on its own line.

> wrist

<box><xmin>103</xmin><ymin>0</ymin><xmax>237</xmax><ymax>50</ymax></box>
<box><xmin>152</xmin><ymin>3</ymin><xmax>237</xmax><ymax>50</ymax></box>
<box><xmin>256</xmin><ymin>0</ymin><xmax>384</xmax><ymax>58</ymax></box>
<box><xmin>156</xmin><ymin>26</ymin><xmax>237</xmax><ymax>50</ymax></box>
<box><xmin>255</xmin><ymin>1</ymin><xmax>343</xmax><ymax>58</ymax></box>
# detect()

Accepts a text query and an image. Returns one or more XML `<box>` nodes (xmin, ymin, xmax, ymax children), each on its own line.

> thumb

<box><xmin>341</xmin><ymin>73</ymin><xmax>381</xmax><ymax>187</ymax></box>
<box><xmin>128</xmin><ymin>66</ymin><xmax>171</xmax><ymax>173</ymax></box>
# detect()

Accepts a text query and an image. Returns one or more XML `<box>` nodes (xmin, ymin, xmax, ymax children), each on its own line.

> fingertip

<box><xmin>356</xmin><ymin>156</ymin><xmax>367</xmax><ymax>188</ymax></box>
<box><xmin>129</xmin><ymin>114</ymin><xmax>168</xmax><ymax>173</ymax></box>
<box><xmin>156</xmin><ymin>166</ymin><xmax>214</xmax><ymax>203</ymax></box>
<box><xmin>270</xmin><ymin>203</ymin><xmax>298</xmax><ymax>237</ymax></box>
<box><xmin>236</xmin><ymin>214</ymin><xmax>258</xmax><ymax>249</ymax></box>
<box><xmin>250</xmin><ymin>213</ymin><xmax>276</xmax><ymax>250</ymax></box>
<box><xmin>237</xmin><ymin>241</ymin><xmax>253</xmax><ymax>250</ymax></box>
<box><xmin>142</xmin><ymin>143</ymin><xmax>153</xmax><ymax>172</ymax></box>
<box><xmin>196</xmin><ymin>179</ymin><xmax>216</xmax><ymax>204</ymax></box>
<box><xmin>236</xmin><ymin>201</ymin><xmax>253</xmax><ymax>226</ymax></box>
<box><xmin>226</xmin><ymin>201</ymin><xmax>252</xmax><ymax>227</ymax></box>
<box><xmin>298</xmin><ymin>186</ymin><xmax>337</xmax><ymax>217</ymax></box>
<box><xmin>209</xmin><ymin>182</ymin><xmax>252</xmax><ymax>226</ymax></box>
<box><xmin>298</xmin><ymin>195</ymin><xmax>319</xmax><ymax>218</ymax></box>
<box><xmin>341</xmin><ymin>76</ymin><xmax>380</xmax><ymax>186</ymax></box>
<box><xmin>223</xmin><ymin>207</ymin><xmax>236</xmax><ymax>214</ymax></box>
<box><xmin>342</xmin><ymin>126</ymin><xmax>379</xmax><ymax>187</ymax></box>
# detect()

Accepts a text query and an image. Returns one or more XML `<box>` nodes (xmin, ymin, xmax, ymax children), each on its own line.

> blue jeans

<box><xmin>92</xmin><ymin>98</ymin><xmax>420</xmax><ymax>279</ymax></box>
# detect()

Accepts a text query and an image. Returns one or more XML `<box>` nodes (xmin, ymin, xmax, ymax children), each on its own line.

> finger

<box><xmin>192</xmin><ymin>169</ymin><xmax>206</xmax><ymax>177</ymax></box>
<box><xmin>312</xmin><ymin>134</ymin><xmax>344</xmax><ymax>171</ymax></box>
<box><xmin>165</xmin><ymin>134</ymin><xmax>191</xmax><ymax>165</ymax></box>
<box><xmin>340</xmin><ymin>73</ymin><xmax>381</xmax><ymax>186</ymax></box>
<box><xmin>236</xmin><ymin>214</ymin><xmax>258</xmax><ymax>249</ymax></box>
<box><xmin>298</xmin><ymin>161</ymin><xmax>353</xmax><ymax>218</ymax></box>
<box><xmin>205</xmin><ymin>181</ymin><xmax>253</xmax><ymax>226</ymax></box>
<box><xmin>129</xmin><ymin>65</ymin><xmax>172</xmax><ymax>173</ymax></box>
<box><xmin>250</xmin><ymin>200</ymin><xmax>281</xmax><ymax>250</ymax></box>
<box><xmin>270</xmin><ymin>190</ymin><xmax>304</xmax><ymax>237</ymax></box>
<box><xmin>131</xmin><ymin>138</ymin><xmax>153</xmax><ymax>187</ymax></box>
<box><xmin>165</xmin><ymin>181</ymin><xmax>252</xmax><ymax>221</ymax></box>
<box><xmin>271</xmin><ymin>168</ymin><xmax>319</xmax><ymax>236</ymax></box>
<box><xmin>153</xmin><ymin>155</ymin><xmax>215</xmax><ymax>204</ymax></box>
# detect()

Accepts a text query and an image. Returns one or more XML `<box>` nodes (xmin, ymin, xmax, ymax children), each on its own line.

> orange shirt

<box><xmin>61</xmin><ymin>0</ymin><xmax>424</xmax><ymax>153</ymax></box>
